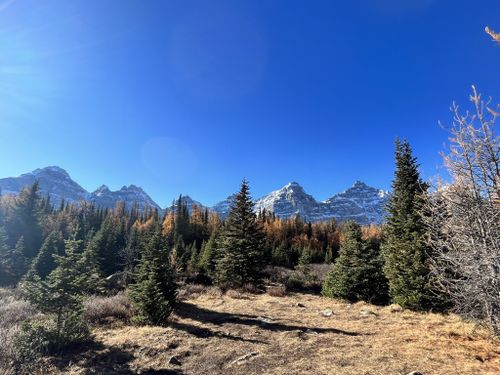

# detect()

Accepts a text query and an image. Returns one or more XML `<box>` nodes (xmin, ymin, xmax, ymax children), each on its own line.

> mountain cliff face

<box><xmin>165</xmin><ymin>195</ymin><xmax>206</xmax><ymax>213</ymax></box>
<box><xmin>254</xmin><ymin>182</ymin><xmax>325</xmax><ymax>222</ymax></box>
<box><xmin>212</xmin><ymin>181</ymin><xmax>389</xmax><ymax>224</ymax></box>
<box><xmin>322</xmin><ymin>181</ymin><xmax>389</xmax><ymax>225</ymax></box>
<box><xmin>0</xmin><ymin>167</ymin><xmax>389</xmax><ymax>224</ymax></box>
<box><xmin>0</xmin><ymin>167</ymin><xmax>160</xmax><ymax>211</ymax></box>
<box><xmin>211</xmin><ymin>194</ymin><xmax>236</xmax><ymax>219</ymax></box>
<box><xmin>90</xmin><ymin>184</ymin><xmax>161</xmax><ymax>211</ymax></box>
<box><xmin>0</xmin><ymin>166</ymin><xmax>89</xmax><ymax>204</ymax></box>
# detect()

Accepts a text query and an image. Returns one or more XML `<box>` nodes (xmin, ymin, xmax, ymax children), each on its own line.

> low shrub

<box><xmin>264</xmin><ymin>264</ymin><xmax>333</xmax><ymax>293</ymax></box>
<box><xmin>83</xmin><ymin>292</ymin><xmax>136</xmax><ymax>324</ymax></box>
<box><xmin>267</xmin><ymin>284</ymin><xmax>287</xmax><ymax>297</ymax></box>
<box><xmin>16</xmin><ymin>313</ymin><xmax>91</xmax><ymax>358</ymax></box>
<box><xmin>241</xmin><ymin>283</ymin><xmax>260</xmax><ymax>294</ymax></box>
<box><xmin>0</xmin><ymin>288</ymin><xmax>36</xmax><ymax>373</ymax></box>
<box><xmin>226</xmin><ymin>289</ymin><xmax>251</xmax><ymax>300</ymax></box>
<box><xmin>177</xmin><ymin>284</ymin><xmax>209</xmax><ymax>300</ymax></box>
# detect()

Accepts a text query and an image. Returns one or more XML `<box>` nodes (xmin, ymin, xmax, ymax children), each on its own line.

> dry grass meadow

<box><xmin>17</xmin><ymin>287</ymin><xmax>499</xmax><ymax>375</ymax></box>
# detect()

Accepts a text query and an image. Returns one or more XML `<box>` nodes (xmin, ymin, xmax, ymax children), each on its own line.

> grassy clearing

<box><xmin>12</xmin><ymin>288</ymin><xmax>498</xmax><ymax>375</ymax></box>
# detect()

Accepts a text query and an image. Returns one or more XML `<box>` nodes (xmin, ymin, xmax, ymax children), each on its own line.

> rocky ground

<box><xmin>37</xmin><ymin>289</ymin><xmax>500</xmax><ymax>375</ymax></box>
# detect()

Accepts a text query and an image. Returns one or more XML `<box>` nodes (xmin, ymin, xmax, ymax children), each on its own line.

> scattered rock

<box><xmin>230</xmin><ymin>352</ymin><xmax>259</xmax><ymax>365</ymax></box>
<box><xmin>257</xmin><ymin>316</ymin><xmax>274</xmax><ymax>324</ymax></box>
<box><xmin>282</xmin><ymin>329</ymin><xmax>303</xmax><ymax>338</ymax></box>
<box><xmin>293</xmin><ymin>302</ymin><xmax>306</xmax><ymax>308</ymax></box>
<box><xmin>359</xmin><ymin>309</ymin><xmax>378</xmax><ymax>318</ymax></box>
<box><xmin>305</xmin><ymin>329</ymin><xmax>318</xmax><ymax>335</ymax></box>
<box><xmin>389</xmin><ymin>304</ymin><xmax>403</xmax><ymax>313</ymax></box>
<box><xmin>167</xmin><ymin>342</ymin><xmax>179</xmax><ymax>350</ymax></box>
<box><xmin>407</xmin><ymin>372</ymin><xmax>423</xmax><ymax>375</ymax></box>
<box><xmin>168</xmin><ymin>356</ymin><xmax>182</xmax><ymax>366</ymax></box>
<box><xmin>322</xmin><ymin>309</ymin><xmax>333</xmax><ymax>317</ymax></box>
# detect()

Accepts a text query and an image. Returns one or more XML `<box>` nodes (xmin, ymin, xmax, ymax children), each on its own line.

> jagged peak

<box><xmin>276</xmin><ymin>181</ymin><xmax>306</xmax><ymax>194</ymax></box>
<box><xmin>32</xmin><ymin>166</ymin><xmax>70</xmax><ymax>178</ymax></box>
<box><xmin>120</xmin><ymin>184</ymin><xmax>144</xmax><ymax>193</ymax></box>
<box><xmin>93</xmin><ymin>184</ymin><xmax>110</xmax><ymax>194</ymax></box>
<box><xmin>352</xmin><ymin>180</ymin><xmax>368</xmax><ymax>188</ymax></box>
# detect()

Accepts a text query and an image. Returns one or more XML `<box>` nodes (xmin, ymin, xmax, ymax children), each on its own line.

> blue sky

<box><xmin>0</xmin><ymin>0</ymin><xmax>499</xmax><ymax>207</ymax></box>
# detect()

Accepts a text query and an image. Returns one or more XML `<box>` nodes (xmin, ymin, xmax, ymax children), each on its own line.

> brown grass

<box><xmin>32</xmin><ymin>290</ymin><xmax>500</xmax><ymax>374</ymax></box>
<box><xmin>0</xmin><ymin>288</ymin><xmax>36</xmax><ymax>375</ymax></box>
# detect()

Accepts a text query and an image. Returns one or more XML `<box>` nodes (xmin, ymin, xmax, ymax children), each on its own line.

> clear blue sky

<box><xmin>1</xmin><ymin>0</ymin><xmax>499</xmax><ymax>207</ymax></box>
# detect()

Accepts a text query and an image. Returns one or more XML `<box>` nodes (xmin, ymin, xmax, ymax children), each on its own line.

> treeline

<box><xmin>0</xmin><ymin>184</ymin><xmax>379</xmax><ymax>291</ymax></box>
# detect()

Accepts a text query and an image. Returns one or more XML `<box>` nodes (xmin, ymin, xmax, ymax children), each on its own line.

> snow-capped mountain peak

<box><xmin>0</xmin><ymin>166</ymin><xmax>89</xmax><ymax>204</ymax></box>
<box><xmin>0</xmin><ymin>167</ymin><xmax>161</xmax><ymax>212</ymax></box>
<box><xmin>93</xmin><ymin>185</ymin><xmax>110</xmax><ymax>196</ymax></box>
<box><xmin>213</xmin><ymin>181</ymin><xmax>389</xmax><ymax>224</ymax></box>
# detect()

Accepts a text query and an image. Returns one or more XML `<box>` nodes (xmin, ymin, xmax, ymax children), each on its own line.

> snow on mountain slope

<box><xmin>254</xmin><ymin>182</ymin><xmax>325</xmax><ymax>221</ymax></box>
<box><xmin>212</xmin><ymin>181</ymin><xmax>389</xmax><ymax>224</ymax></box>
<box><xmin>211</xmin><ymin>194</ymin><xmax>236</xmax><ymax>219</ymax></box>
<box><xmin>0</xmin><ymin>167</ymin><xmax>389</xmax><ymax>224</ymax></box>
<box><xmin>90</xmin><ymin>184</ymin><xmax>161</xmax><ymax>211</ymax></box>
<box><xmin>322</xmin><ymin>181</ymin><xmax>389</xmax><ymax>225</ymax></box>
<box><xmin>165</xmin><ymin>195</ymin><xmax>206</xmax><ymax>213</ymax></box>
<box><xmin>0</xmin><ymin>166</ymin><xmax>89</xmax><ymax>204</ymax></box>
<box><xmin>0</xmin><ymin>167</ymin><xmax>160</xmax><ymax>211</ymax></box>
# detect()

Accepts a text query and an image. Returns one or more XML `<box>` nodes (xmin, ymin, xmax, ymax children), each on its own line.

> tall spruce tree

<box><xmin>28</xmin><ymin>231</ymin><xmax>65</xmax><ymax>279</ymax></box>
<box><xmin>381</xmin><ymin>139</ymin><xmax>433</xmax><ymax>310</ymax></box>
<box><xmin>198</xmin><ymin>227</ymin><xmax>221</xmax><ymax>279</ymax></box>
<box><xmin>322</xmin><ymin>221</ymin><xmax>388</xmax><ymax>304</ymax></box>
<box><xmin>9</xmin><ymin>182</ymin><xmax>42</xmax><ymax>260</ymax></box>
<box><xmin>129</xmin><ymin>227</ymin><xmax>177</xmax><ymax>326</ymax></box>
<box><xmin>215</xmin><ymin>179</ymin><xmax>265</xmax><ymax>288</ymax></box>
<box><xmin>0</xmin><ymin>227</ymin><xmax>10</xmax><ymax>285</ymax></box>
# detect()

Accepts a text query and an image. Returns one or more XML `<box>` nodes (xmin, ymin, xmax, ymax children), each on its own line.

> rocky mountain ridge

<box><xmin>0</xmin><ymin>167</ymin><xmax>389</xmax><ymax>224</ymax></box>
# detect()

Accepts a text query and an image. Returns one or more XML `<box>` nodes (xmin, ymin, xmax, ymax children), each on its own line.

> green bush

<box><xmin>16</xmin><ymin>314</ymin><xmax>91</xmax><ymax>358</ymax></box>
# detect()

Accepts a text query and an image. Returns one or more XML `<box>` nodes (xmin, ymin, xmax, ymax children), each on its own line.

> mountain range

<box><xmin>0</xmin><ymin>166</ymin><xmax>389</xmax><ymax>225</ymax></box>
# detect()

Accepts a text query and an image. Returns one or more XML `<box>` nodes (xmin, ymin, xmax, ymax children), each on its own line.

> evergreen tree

<box><xmin>322</xmin><ymin>221</ymin><xmax>388</xmax><ymax>304</ymax></box>
<box><xmin>0</xmin><ymin>233</ymin><xmax>28</xmax><ymax>285</ymax></box>
<box><xmin>215</xmin><ymin>179</ymin><xmax>265</xmax><ymax>288</ymax></box>
<box><xmin>28</xmin><ymin>231</ymin><xmax>64</xmax><ymax>279</ymax></box>
<box><xmin>87</xmin><ymin>214</ymin><xmax>127</xmax><ymax>276</ymax></box>
<box><xmin>381</xmin><ymin>139</ymin><xmax>433</xmax><ymax>310</ymax></box>
<box><xmin>198</xmin><ymin>227</ymin><xmax>221</xmax><ymax>278</ymax></box>
<box><xmin>129</xmin><ymin>227</ymin><xmax>177</xmax><ymax>325</ymax></box>
<box><xmin>8</xmin><ymin>182</ymin><xmax>42</xmax><ymax>260</ymax></box>
<box><xmin>187</xmin><ymin>242</ymin><xmax>200</xmax><ymax>274</ymax></box>
<box><xmin>0</xmin><ymin>227</ymin><xmax>10</xmax><ymax>285</ymax></box>
<box><xmin>21</xmin><ymin>239</ymin><xmax>91</xmax><ymax>353</ymax></box>
<box><xmin>298</xmin><ymin>246</ymin><xmax>312</xmax><ymax>266</ymax></box>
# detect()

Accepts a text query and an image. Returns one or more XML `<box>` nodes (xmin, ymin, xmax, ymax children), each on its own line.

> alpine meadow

<box><xmin>0</xmin><ymin>1</ymin><xmax>499</xmax><ymax>374</ymax></box>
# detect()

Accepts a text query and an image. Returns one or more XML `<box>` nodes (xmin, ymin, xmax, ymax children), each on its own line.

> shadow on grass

<box><xmin>174</xmin><ymin>302</ymin><xmax>361</xmax><ymax>336</ymax></box>
<box><xmin>52</xmin><ymin>340</ymin><xmax>184</xmax><ymax>375</ymax></box>
<box><xmin>170</xmin><ymin>321</ymin><xmax>268</xmax><ymax>344</ymax></box>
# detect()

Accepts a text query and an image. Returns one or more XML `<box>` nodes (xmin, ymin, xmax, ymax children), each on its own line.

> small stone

<box><xmin>294</xmin><ymin>302</ymin><xmax>306</xmax><ymax>308</ymax></box>
<box><xmin>389</xmin><ymin>304</ymin><xmax>403</xmax><ymax>313</ymax></box>
<box><xmin>359</xmin><ymin>309</ymin><xmax>378</xmax><ymax>317</ymax></box>
<box><xmin>257</xmin><ymin>316</ymin><xmax>274</xmax><ymax>324</ymax></box>
<box><xmin>168</xmin><ymin>356</ymin><xmax>181</xmax><ymax>366</ymax></box>
<box><xmin>322</xmin><ymin>308</ymin><xmax>333</xmax><ymax>317</ymax></box>
<box><xmin>407</xmin><ymin>372</ymin><xmax>424</xmax><ymax>375</ymax></box>
<box><xmin>305</xmin><ymin>329</ymin><xmax>318</xmax><ymax>335</ymax></box>
<box><xmin>230</xmin><ymin>352</ymin><xmax>259</xmax><ymax>365</ymax></box>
